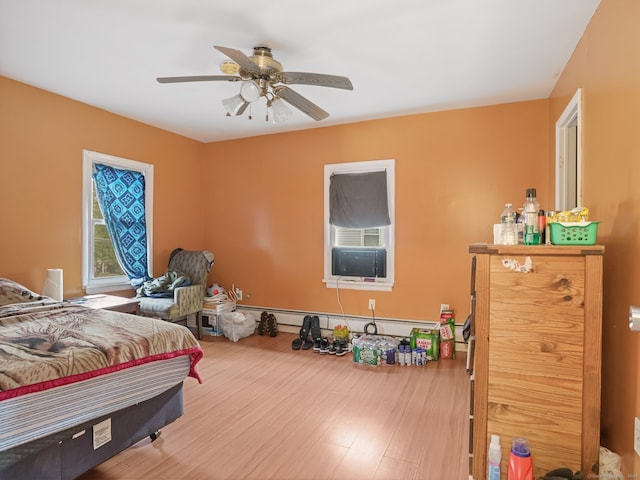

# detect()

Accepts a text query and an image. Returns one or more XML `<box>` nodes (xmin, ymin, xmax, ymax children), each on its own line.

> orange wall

<box><xmin>549</xmin><ymin>0</ymin><xmax>640</xmax><ymax>473</ymax></box>
<box><xmin>202</xmin><ymin>101</ymin><xmax>549</xmax><ymax>321</ymax></box>
<box><xmin>0</xmin><ymin>76</ymin><xmax>207</xmax><ymax>296</ymax></box>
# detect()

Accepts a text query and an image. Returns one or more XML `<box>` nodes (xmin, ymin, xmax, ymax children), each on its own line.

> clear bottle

<box><xmin>516</xmin><ymin>208</ymin><xmax>525</xmax><ymax>244</ymax></box>
<box><xmin>488</xmin><ymin>434</ymin><xmax>501</xmax><ymax>480</ymax></box>
<box><xmin>501</xmin><ymin>203</ymin><xmax>517</xmax><ymax>245</ymax></box>
<box><xmin>523</xmin><ymin>188</ymin><xmax>541</xmax><ymax>245</ymax></box>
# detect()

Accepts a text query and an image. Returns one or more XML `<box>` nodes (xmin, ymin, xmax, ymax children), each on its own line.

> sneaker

<box><xmin>319</xmin><ymin>338</ymin><xmax>330</xmax><ymax>354</ymax></box>
<box><xmin>335</xmin><ymin>339</ymin><xmax>349</xmax><ymax>357</ymax></box>
<box><xmin>312</xmin><ymin>337</ymin><xmax>322</xmax><ymax>353</ymax></box>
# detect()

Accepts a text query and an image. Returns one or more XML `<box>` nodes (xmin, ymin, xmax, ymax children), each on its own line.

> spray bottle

<box><xmin>488</xmin><ymin>434</ymin><xmax>501</xmax><ymax>480</ymax></box>
<box><xmin>507</xmin><ymin>437</ymin><xmax>534</xmax><ymax>480</ymax></box>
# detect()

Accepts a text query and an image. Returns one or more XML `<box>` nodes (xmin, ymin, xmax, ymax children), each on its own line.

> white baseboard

<box><xmin>233</xmin><ymin>305</ymin><xmax>468</xmax><ymax>352</ymax></box>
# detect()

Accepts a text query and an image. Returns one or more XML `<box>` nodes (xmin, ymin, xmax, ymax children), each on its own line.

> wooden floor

<box><xmin>79</xmin><ymin>333</ymin><xmax>470</xmax><ymax>480</ymax></box>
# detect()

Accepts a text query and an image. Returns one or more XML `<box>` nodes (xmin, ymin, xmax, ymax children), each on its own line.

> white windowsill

<box><xmin>323</xmin><ymin>278</ymin><xmax>393</xmax><ymax>292</ymax></box>
<box><xmin>85</xmin><ymin>280</ymin><xmax>133</xmax><ymax>295</ymax></box>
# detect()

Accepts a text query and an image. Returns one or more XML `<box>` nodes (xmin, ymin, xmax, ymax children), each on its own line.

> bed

<box><xmin>0</xmin><ymin>278</ymin><xmax>203</xmax><ymax>480</ymax></box>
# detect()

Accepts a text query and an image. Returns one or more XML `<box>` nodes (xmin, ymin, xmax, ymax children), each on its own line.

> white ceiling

<box><xmin>0</xmin><ymin>0</ymin><xmax>600</xmax><ymax>143</ymax></box>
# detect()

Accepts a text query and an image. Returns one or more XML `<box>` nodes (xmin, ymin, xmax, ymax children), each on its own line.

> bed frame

<box><xmin>0</xmin><ymin>382</ymin><xmax>184</xmax><ymax>480</ymax></box>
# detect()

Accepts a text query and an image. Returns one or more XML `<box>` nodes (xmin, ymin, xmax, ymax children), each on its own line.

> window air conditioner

<box><xmin>331</xmin><ymin>248</ymin><xmax>387</xmax><ymax>278</ymax></box>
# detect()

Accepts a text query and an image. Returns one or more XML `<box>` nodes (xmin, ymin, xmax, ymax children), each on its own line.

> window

<box><xmin>324</xmin><ymin>159</ymin><xmax>395</xmax><ymax>291</ymax></box>
<box><xmin>82</xmin><ymin>150</ymin><xmax>154</xmax><ymax>294</ymax></box>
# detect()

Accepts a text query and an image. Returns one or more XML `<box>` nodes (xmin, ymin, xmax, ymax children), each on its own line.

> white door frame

<box><xmin>555</xmin><ymin>88</ymin><xmax>583</xmax><ymax>211</ymax></box>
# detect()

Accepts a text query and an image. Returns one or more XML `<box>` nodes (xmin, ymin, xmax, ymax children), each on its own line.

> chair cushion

<box><xmin>138</xmin><ymin>297</ymin><xmax>179</xmax><ymax>320</ymax></box>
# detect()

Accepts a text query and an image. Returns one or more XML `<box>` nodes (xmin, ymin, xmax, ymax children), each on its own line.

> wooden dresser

<box><xmin>468</xmin><ymin>244</ymin><xmax>604</xmax><ymax>479</ymax></box>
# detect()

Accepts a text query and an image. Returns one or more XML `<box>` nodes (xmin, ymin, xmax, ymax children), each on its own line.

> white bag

<box><xmin>599</xmin><ymin>446</ymin><xmax>624</xmax><ymax>480</ymax></box>
<box><xmin>220</xmin><ymin>311</ymin><xmax>255</xmax><ymax>342</ymax></box>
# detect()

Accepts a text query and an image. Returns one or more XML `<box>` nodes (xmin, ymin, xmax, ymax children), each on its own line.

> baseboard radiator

<box><xmin>228</xmin><ymin>305</ymin><xmax>468</xmax><ymax>352</ymax></box>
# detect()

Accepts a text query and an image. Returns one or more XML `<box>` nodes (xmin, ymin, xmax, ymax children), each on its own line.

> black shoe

<box><xmin>319</xmin><ymin>338</ymin><xmax>329</xmax><ymax>354</ymax></box>
<box><xmin>312</xmin><ymin>337</ymin><xmax>322</xmax><ymax>352</ymax></box>
<box><xmin>335</xmin><ymin>340</ymin><xmax>348</xmax><ymax>357</ymax></box>
<box><xmin>310</xmin><ymin>315</ymin><xmax>321</xmax><ymax>342</ymax></box>
<box><xmin>300</xmin><ymin>315</ymin><xmax>312</xmax><ymax>340</ymax></box>
<box><xmin>258</xmin><ymin>311</ymin><xmax>268</xmax><ymax>335</ymax></box>
<box><xmin>266</xmin><ymin>313</ymin><xmax>278</xmax><ymax>337</ymax></box>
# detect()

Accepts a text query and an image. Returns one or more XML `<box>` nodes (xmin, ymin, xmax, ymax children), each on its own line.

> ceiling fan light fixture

<box><xmin>222</xmin><ymin>94</ymin><xmax>248</xmax><ymax>116</ymax></box>
<box><xmin>220</xmin><ymin>60</ymin><xmax>239</xmax><ymax>75</ymax></box>
<box><xmin>240</xmin><ymin>81</ymin><xmax>261</xmax><ymax>102</ymax></box>
<box><xmin>269</xmin><ymin>97</ymin><xmax>293</xmax><ymax>124</ymax></box>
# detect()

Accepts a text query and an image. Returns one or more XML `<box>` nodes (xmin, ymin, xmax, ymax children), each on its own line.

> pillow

<box><xmin>0</xmin><ymin>278</ymin><xmax>43</xmax><ymax>306</ymax></box>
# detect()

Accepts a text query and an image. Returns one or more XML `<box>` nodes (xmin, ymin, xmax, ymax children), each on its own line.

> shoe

<box><xmin>302</xmin><ymin>337</ymin><xmax>314</xmax><ymax>350</ymax></box>
<box><xmin>266</xmin><ymin>313</ymin><xmax>278</xmax><ymax>337</ymax></box>
<box><xmin>319</xmin><ymin>338</ymin><xmax>329</xmax><ymax>354</ymax></box>
<box><xmin>312</xmin><ymin>337</ymin><xmax>322</xmax><ymax>352</ymax></box>
<box><xmin>335</xmin><ymin>340</ymin><xmax>348</xmax><ymax>357</ymax></box>
<box><xmin>300</xmin><ymin>315</ymin><xmax>312</xmax><ymax>339</ymax></box>
<box><xmin>292</xmin><ymin>337</ymin><xmax>302</xmax><ymax>350</ymax></box>
<box><xmin>310</xmin><ymin>315</ymin><xmax>321</xmax><ymax>342</ymax></box>
<box><xmin>328</xmin><ymin>340</ymin><xmax>337</xmax><ymax>354</ymax></box>
<box><xmin>258</xmin><ymin>311</ymin><xmax>268</xmax><ymax>336</ymax></box>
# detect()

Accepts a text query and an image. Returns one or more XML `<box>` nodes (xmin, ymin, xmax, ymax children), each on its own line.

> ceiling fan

<box><xmin>157</xmin><ymin>45</ymin><xmax>353</xmax><ymax>123</ymax></box>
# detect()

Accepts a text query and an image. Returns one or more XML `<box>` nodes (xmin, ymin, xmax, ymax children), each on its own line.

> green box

<box><xmin>410</xmin><ymin>327</ymin><xmax>440</xmax><ymax>361</ymax></box>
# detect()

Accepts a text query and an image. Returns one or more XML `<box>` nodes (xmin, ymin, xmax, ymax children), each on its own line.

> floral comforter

<box><xmin>0</xmin><ymin>300</ymin><xmax>203</xmax><ymax>401</ymax></box>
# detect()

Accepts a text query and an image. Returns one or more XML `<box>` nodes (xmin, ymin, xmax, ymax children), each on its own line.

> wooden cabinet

<box><xmin>468</xmin><ymin>244</ymin><xmax>604</xmax><ymax>480</ymax></box>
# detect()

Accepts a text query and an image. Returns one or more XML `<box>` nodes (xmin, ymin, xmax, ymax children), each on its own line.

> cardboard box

<box><xmin>201</xmin><ymin>307</ymin><xmax>223</xmax><ymax>336</ymax></box>
<box><xmin>410</xmin><ymin>327</ymin><xmax>440</xmax><ymax>361</ymax></box>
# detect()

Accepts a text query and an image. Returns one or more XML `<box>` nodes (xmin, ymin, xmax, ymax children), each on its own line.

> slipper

<box><xmin>310</xmin><ymin>315</ymin><xmax>321</xmax><ymax>341</ymax></box>
<box><xmin>292</xmin><ymin>337</ymin><xmax>302</xmax><ymax>350</ymax></box>
<box><xmin>302</xmin><ymin>337</ymin><xmax>314</xmax><ymax>350</ymax></box>
<box><xmin>300</xmin><ymin>315</ymin><xmax>312</xmax><ymax>340</ymax></box>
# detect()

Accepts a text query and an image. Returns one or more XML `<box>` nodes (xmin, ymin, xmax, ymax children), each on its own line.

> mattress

<box><xmin>0</xmin><ymin>278</ymin><xmax>203</xmax><ymax>455</ymax></box>
<box><xmin>0</xmin><ymin>355</ymin><xmax>190</xmax><ymax>453</ymax></box>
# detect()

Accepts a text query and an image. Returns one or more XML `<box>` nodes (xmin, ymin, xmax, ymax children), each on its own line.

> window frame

<box><xmin>323</xmin><ymin>159</ymin><xmax>395</xmax><ymax>292</ymax></box>
<box><xmin>82</xmin><ymin>150</ymin><xmax>154</xmax><ymax>294</ymax></box>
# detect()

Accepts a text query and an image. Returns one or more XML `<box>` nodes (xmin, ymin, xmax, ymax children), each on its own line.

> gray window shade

<box><xmin>329</xmin><ymin>171</ymin><xmax>391</xmax><ymax>228</ymax></box>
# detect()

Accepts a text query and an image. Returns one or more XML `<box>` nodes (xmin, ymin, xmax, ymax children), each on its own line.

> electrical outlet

<box><xmin>234</xmin><ymin>288</ymin><xmax>243</xmax><ymax>301</ymax></box>
<box><xmin>369</xmin><ymin>299</ymin><xmax>375</xmax><ymax>310</ymax></box>
<box><xmin>635</xmin><ymin>417</ymin><xmax>640</xmax><ymax>456</ymax></box>
<box><xmin>440</xmin><ymin>303</ymin><xmax>450</xmax><ymax>313</ymax></box>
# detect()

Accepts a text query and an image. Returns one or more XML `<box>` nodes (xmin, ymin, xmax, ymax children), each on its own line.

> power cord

<box><xmin>335</xmin><ymin>277</ymin><xmax>351</xmax><ymax>332</ymax></box>
<box><xmin>363</xmin><ymin>306</ymin><xmax>377</xmax><ymax>335</ymax></box>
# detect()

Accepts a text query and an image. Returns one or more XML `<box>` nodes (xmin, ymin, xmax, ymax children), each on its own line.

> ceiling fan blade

<box><xmin>275</xmin><ymin>86</ymin><xmax>329</xmax><ymax>121</ymax></box>
<box><xmin>214</xmin><ymin>45</ymin><xmax>262</xmax><ymax>75</ymax></box>
<box><xmin>157</xmin><ymin>75</ymin><xmax>241</xmax><ymax>83</ymax></box>
<box><xmin>278</xmin><ymin>72</ymin><xmax>353</xmax><ymax>90</ymax></box>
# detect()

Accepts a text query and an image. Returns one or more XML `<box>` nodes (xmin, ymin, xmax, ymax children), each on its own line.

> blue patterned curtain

<box><xmin>93</xmin><ymin>163</ymin><xmax>150</xmax><ymax>286</ymax></box>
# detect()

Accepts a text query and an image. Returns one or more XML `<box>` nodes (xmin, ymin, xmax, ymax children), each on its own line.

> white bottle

<box><xmin>488</xmin><ymin>434</ymin><xmax>501</xmax><ymax>480</ymax></box>
<box><xmin>500</xmin><ymin>203</ymin><xmax>517</xmax><ymax>245</ymax></box>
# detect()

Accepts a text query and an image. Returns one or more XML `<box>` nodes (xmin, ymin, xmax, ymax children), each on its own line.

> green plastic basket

<box><xmin>549</xmin><ymin>221</ymin><xmax>599</xmax><ymax>245</ymax></box>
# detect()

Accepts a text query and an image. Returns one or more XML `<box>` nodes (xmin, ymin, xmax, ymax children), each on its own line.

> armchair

<box><xmin>138</xmin><ymin>248</ymin><xmax>214</xmax><ymax>339</ymax></box>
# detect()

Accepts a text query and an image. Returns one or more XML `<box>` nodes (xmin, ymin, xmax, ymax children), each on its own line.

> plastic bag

<box><xmin>599</xmin><ymin>446</ymin><xmax>623</xmax><ymax>480</ymax></box>
<box><xmin>220</xmin><ymin>311</ymin><xmax>255</xmax><ymax>342</ymax></box>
